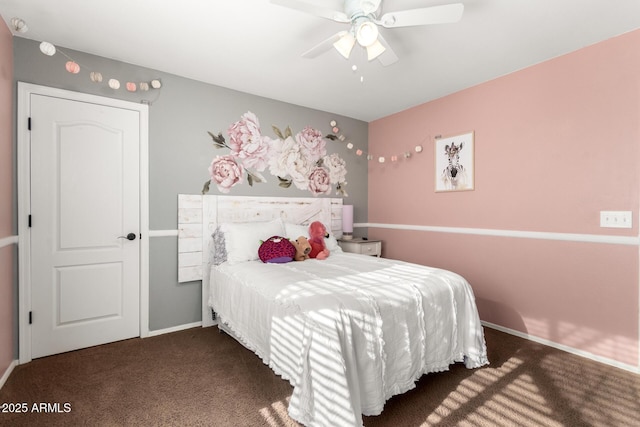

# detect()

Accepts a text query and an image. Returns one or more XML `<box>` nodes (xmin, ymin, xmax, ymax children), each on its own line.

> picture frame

<box><xmin>434</xmin><ymin>131</ymin><xmax>474</xmax><ymax>192</ymax></box>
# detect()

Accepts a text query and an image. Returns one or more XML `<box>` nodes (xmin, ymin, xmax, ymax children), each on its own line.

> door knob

<box><xmin>118</xmin><ymin>233</ymin><xmax>137</xmax><ymax>241</ymax></box>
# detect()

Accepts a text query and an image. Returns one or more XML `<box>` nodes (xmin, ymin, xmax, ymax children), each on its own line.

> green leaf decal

<box><xmin>272</xmin><ymin>126</ymin><xmax>284</xmax><ymax>140</ymax></box>
<box><xmin>277</xmin><ymin>176</ymin><xmax>292</xmax><ymax>188</ymax></box>
<box><xmin>208</xmin><ymin>131</ymin><xmax>227</xmax><ymax>148</ymax></box>
<box><xmin>248</xmin><ymin>171</ymin><xmax>266</xmax><ymax>184</ymax></box>
<box><xmin>201</xmin><ymin>179</ymin><xmax>211</xmax><ymax>194</ymax></box>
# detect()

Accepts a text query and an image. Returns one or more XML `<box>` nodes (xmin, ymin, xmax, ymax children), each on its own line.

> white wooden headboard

<box><xmin>177</xmin><ymin>195</ymin><xmax>344</xmax><ymax>325</ymax></box>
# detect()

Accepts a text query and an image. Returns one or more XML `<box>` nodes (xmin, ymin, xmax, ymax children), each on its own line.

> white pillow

<box><xmin>284</xmin><ymin>223</ymin><xmax>308</xmax><ymax>240</ymax></box>
<box><xmin>325</xmin><ymin>233</ymin><xmax>342</xmax><ymax>253</ymax></box>
<box><xmin>221</xmin><ymin>219</ymin><xmax>285</xmax><ymax>264</ymax></box>
<box><xmin>283</xmin><ymin>222</ymin><xmax>342</xmax><ymax>253</ymax></box>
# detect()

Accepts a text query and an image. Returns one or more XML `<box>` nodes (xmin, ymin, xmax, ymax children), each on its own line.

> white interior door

<box><xmin>30</xmin><ymin>93</ymin><xmax>141</xmax><ymax>358</ymax></box>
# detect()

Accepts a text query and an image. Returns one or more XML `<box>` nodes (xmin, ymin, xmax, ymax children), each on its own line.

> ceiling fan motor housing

<box><xmin>344</xmin><ymin>0</ymin><xmax>382</xmax><ymax>47</ymax></box>
<box><xmin>344</xmin><ymin>0</ymin><xmax>380</xmax><ymax>21</ymax></box>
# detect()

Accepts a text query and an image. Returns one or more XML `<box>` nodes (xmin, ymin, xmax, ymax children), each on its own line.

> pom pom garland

<box><xmin>39</xmin><ymin>41</ymin><xmax>56</xmax><ymax>56</ymax></box>
<box><xmin>65</xmin><ymin>61</ymin><xmax>80</xmax><ymax>74</ymax></box>
<box><xmin>32</xmin><ymin>35</ymin><xmax>162</xmax><ymax>95</ymax></box>
<box><xmin>90</xmin><ymin>71</ymin><xmax>103</xmax><ymax>83</ymax></box>
<box><xmin>327</xmin><ymin>118</ymin><xmax>428</xmax><ymax>167</ymax></box>
<box><xmin>108</xmin><ymin>79</ymin><xmax>121</xmax><ymax>90</ymax></box>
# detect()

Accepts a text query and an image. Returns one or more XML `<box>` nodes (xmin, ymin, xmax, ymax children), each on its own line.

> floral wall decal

<box><xmin>202</xmin><ymin>111</ymin><xmax>348</xmax><ymax>197</ymax></box>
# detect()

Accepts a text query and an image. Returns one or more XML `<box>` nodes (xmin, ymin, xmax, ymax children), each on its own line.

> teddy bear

<box><xmin>308</xmin><ymin>221</ymin><xmax>330</xmax><ymax>260</ymax></box>
<box><xmin>291</xmin><ymin>236</ymin><xmax>311</xmax><ymax>261</ymax></box>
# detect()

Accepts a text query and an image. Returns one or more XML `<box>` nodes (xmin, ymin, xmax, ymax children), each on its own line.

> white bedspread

<box><xmin>209</xmin><ymin>252</ymin><xmax>488</xmax><ymax>427</ymax></box>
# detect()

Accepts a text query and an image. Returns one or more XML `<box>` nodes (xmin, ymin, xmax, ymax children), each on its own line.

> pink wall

<box><xmin>0</xmin><ymin>17</ymin><xmax>14</xmax><ymax>377</ymax></box>
<box><xmin>368</xmin><ymin>30</ymin><xmax>640</xmax><ymax>367</ymax></box>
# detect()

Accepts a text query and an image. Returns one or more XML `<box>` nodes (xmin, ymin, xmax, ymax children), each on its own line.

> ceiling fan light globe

<box><xmin>356</xmin><ymin>21</ymin><xmax>379</xmax><ymax>47</ymax></box>
<box><xmin>333</xmin><ymin>32</ymin><xmax>356</xmax><ymax>59</ymax></box>
<box><xmin>366</xmin><ymin>39</ymin><xmax>386</xmax><ymax>61</ymax></box>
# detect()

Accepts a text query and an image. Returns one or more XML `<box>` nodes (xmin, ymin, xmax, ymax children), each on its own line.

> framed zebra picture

<box><xmin>435</xmin><ymin>131</ymin><xmax>475</xmax><ymax>192</ymax></box>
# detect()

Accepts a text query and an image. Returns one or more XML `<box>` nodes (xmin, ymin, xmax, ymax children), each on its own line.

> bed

<box><xmin>177</xmin><ymin>195</ymin><xmax>488</xmax><ymax>427</ymax></box>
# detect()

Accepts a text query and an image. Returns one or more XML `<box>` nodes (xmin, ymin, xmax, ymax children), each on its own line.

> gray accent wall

<box><xmin>13</xmin><ymin>37</ymin><xmax>369</xmax><ymax>331</ymax></box>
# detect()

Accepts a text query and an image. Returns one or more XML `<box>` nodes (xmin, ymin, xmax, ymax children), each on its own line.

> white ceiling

<box><xmin>2</xmin><ymin>0</ymin><xmax>640</xmax><ymax>122</ymax></box>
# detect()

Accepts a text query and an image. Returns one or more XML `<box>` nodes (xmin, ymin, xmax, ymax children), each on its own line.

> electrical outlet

<box><xmin>600</xmin><ymin>211</ymin><xmax>632</xmax><ymax>228</ymax></box>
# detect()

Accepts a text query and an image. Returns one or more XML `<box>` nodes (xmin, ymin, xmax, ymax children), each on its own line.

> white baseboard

<box><xmin>482</xmin><ymin>321</ymin><xmax>639</xmax><ymax>374</ymax></box>
<box><xmin>0</xmin><ymin>360</ymin><xmax>18</xmax><ymax>390</ymax></box>
<box><xmin>147</xmin><ymin>321</ymin><xmax>202</xmax><ymax>337</ymax></box>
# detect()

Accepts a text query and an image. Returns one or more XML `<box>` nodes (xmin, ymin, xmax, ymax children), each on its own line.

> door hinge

<box><xmin>28</xmin><ymin>214</ymin><xmax>32</xmax><ymax>228</ymax></box>
<box><xmin>29</xmin><ymin>311</ymin><xmax>32</xmax><ymax>324</ymax></box>
<box><xmin>28</xmin><ymin>117</ymin><xmax>31</xmax><ymax>130</ymax></box>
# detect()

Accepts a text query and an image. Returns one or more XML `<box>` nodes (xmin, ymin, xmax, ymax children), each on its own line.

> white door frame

<box><xmin>17</xmin><ymin>82</ymin><xmax>150</xmax><ymax>363</ymax></box>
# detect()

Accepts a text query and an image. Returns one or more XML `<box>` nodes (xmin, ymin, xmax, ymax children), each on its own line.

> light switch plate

<box><xmin>600</xmin><ymin>211</ymin><xmax>632</xmax><ymax>228</ymax></box>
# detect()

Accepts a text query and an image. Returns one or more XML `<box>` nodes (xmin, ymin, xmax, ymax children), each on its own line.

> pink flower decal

<box><xmin>268</xmin><ymin>136</ymin><xmax>313</xmax><ymax>190</ymax></box>
<box><xmin>308</xmin><ymin>166</ymin><xmax>332</xmax><ymax>196</ymax></box>
<box><xmin>208</xmin><ymin>155</ymin><xmax>244</xmax><ymax>193</ymax></box>
<box><xmin>203</xmin><ymin>112</ymin><xmax>348</xmax><ymax>197</ymax></box>
<box><xmin>296</xmin><ymin>126</ymin><xmax>326</xmax><ymax>163</ymax></box>
<box><xmin>227</xmin><ymin>111</ymin><xmax>272</xmax><ymax>171</ymax></box>
<box><xmin>322</xmin><ymin>153</ymin><xmax>347</xmax><ymax>185</ymax></box>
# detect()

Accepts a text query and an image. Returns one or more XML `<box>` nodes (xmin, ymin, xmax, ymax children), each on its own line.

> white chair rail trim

<box><xmin>364</xmin><ymin>222</ymin><xmax>639</xmax><ymax>246</ymax></box>
<box><xmin>148</xmin><ymin>230</ymin><xmax>179</xmax><ymax>237</ymax></box>
<box><xmin>0</xmin><ymin>235</ymin><xmax>18</xmax><ymax>249</ymax></box>
<box><xmin>149</xmin><ymin>223</ymin><xmax>638</xmax><ymax>246</ymax></box>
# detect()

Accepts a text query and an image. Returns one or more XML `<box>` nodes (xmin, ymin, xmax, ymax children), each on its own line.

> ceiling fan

<box><xmin>271</xmin><ymin>0</ymin><xmax>464</xmax><ymax>66</ymax></box>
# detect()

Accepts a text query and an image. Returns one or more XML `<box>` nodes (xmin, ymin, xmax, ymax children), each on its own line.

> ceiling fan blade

<box><xmin>376</xmin><ymin>34</ymin><xmax>398</xmax><ymax>66</ymax></box>
<box><xmin>378</xmin><ymin>3</ymin><xmax>464</xmax><ymax>28</ymax></box>
<box><xmin>271</xmin><ymin>0</ymin><xmax>350</xmax><ymax>23</ymax></box>
<box><xmin>302</xmin><ymin>31</ymin><xmax>346</xmax><ymax>58</ymax></box>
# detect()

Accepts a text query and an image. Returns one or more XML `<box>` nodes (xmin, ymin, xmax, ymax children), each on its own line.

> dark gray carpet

<box><xmin>1</xmin><ymin>326</ymin><xmax>639</xmax><ymax>426</ymax></box>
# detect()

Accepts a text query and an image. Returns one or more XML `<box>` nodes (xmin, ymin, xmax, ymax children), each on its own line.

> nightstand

<box><xmin>337</xmin><ymin>238</ymin><xmax>382</xmax><ymax>257</ymax></box>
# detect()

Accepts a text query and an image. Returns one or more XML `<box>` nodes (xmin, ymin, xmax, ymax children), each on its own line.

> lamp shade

<box><xmin>342</xmin><ymin>205</ymin><xmax>354</xmax><ymax>234</ymax></box>
<box><xmin>366</xmin><ymin>39</ymin><xmax>386</xmax><ymax>61</ymax></box>
<box><xmin>333</xmin><ymin>31</ymin><xmax>356</xmax><ymax>59</ymax></box>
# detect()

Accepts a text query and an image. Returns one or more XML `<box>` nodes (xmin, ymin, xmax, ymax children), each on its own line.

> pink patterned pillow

<box><xmin>258</xmin><ymin>236</ymin><xmax>296</xmax><ymax>263</ymax></box>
